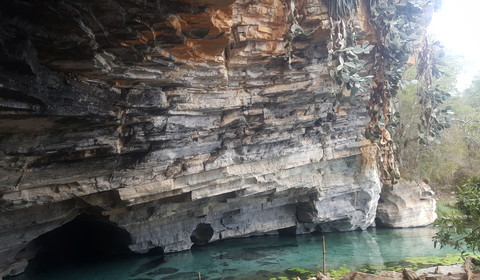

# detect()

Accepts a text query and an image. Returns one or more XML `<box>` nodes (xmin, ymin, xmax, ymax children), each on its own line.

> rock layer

<box><xmin>0</xmin><ymin>0</ymin><xmax>381</xmax><ymax>277</ymax></box>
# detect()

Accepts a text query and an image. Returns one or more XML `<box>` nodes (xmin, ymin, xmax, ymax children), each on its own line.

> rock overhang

<box><xmin>0</xmin><ymin>0</ymin><xmax>384</xmax><ymax>277</ymax></box>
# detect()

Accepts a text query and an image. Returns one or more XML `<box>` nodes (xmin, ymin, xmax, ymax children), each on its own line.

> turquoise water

<box><xmin>10</xmin><ymin>227</ymin><xmax>457</xmax><ymax>280</ymax></box>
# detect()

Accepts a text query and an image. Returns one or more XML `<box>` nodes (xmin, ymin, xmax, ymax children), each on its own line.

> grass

<box><xmin>436</xmin><ymin>199</ymin><xmax>463</xmax><ymax>219</ymax></box>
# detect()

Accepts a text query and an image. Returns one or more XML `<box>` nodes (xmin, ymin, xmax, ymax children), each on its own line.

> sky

<box><xmin>428</xmin><ymin>0</ymin><xmax>480</xmax><ymax>91</ymax></box>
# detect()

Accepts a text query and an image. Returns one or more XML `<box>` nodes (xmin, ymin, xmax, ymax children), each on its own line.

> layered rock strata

<box><xmin>0</xmin><ymin>0</ymin><xmax>382</xmax><ymax>277</ymax></box>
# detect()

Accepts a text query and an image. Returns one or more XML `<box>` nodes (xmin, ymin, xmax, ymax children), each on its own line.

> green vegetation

<box><xmin>436</xmin><ymin>199</ymin><xmax>463</xmax><ymax>219</ymax></box>
<box><xmin>285</xmin><ymin>267</ymin><xmax>315</xmax><ymax>279</ymax></box>
<box><xmin>404</xmin><ymin>254</ymin><xmax>464</xmax><ymax>267</ymax></box>
<box><xmin>397</xmin><ymin>59</ymin><xmax>480</xmax><ymax>261</ymax></box>
<box><xmin>329</xmin><ymin>264</ymin><xmax>352</xmax><ymax>278</ymax></box>
<box><xmin>434</xmin><ymin>178</ymin><xmax>480</xmax><ymax>258</ymax></box>
<box><xmin>396</xmin><ymin>61</ymin><xmax>480</xmax><ymax>191</ymax></box>
<box><xmin>266</xmin><ymin>253</ymin><xmax>467</xmax><ymax>279</ymax></box>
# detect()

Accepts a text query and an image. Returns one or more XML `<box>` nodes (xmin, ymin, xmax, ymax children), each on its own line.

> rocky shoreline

<box><xmin>296</xmin><ymin>264</ymin><xmax>480</xmax><ymax>280</ymax></box>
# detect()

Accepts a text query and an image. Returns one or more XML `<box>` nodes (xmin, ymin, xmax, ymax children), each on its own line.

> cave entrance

<box><xmin>34</xmin><ymin>213</ymin><xmax>132</xmax><ymax>265</ymax></box>
<box><xmin>190</xmin><ymin>223</ymin><xmax>214</xmax><ymax>246</ymax></box>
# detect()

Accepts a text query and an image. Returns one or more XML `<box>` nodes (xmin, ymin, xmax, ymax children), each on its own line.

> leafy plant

<box><xmin>364</xmin><ymin>0</ymin><xmax>435</xmax><ymax>184</ymax></box>
<box><xmin>329</xmin><ymin>264</ymin><xmax>352</xmax><ymax>278</ymax></box>
<box><xmin>434</xmin><ymin>177</ymin><xmax>480</xmax><ymax>258</ymax></box>
<box><xmin>392</xmin><ymin>55</ymin><xmax>480</xmax><ymax>190</ymax></box>
<box><xmin>329</xmin><ymin>41</ymin><xmax>375</xmax><ymax>97</ymax></box>
<box><xmin>326</xmin><ymin>2</ymin><xmax>374</xmax><ymax>101</ymax></box>
<box><xmin>416</xmin><ymin>39</ymin><xmax>453</xmax><ymax>145</ymax></box>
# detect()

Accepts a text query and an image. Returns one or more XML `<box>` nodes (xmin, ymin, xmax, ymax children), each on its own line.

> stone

<box><xmin>416</xmin><ymin>264</ymin><xmax>469</xmax><ymax>280</ymax></box>
<box><xmin>378</xmin><ymin>271</ymin><xmax>403</xmax><ymax>279</ymax></box>
<box><xmin>376</xmin><ymin>180</ymin><xmax>437</xmax><ymax>228</ymax></box>
<box><xmin>316</xmin><ymin>272</ymin><xmax>334</xmax><ymax>280</ymax></box>
<box><xmin>434</xmin><ymin>265</ymin><xmax>465</xmax><ymax>276</ymax></box>
<box><xmin>403</xmin><ymin>268</ymin><xmax>420</xmax><ymax>280</ymax></box>
<box><xmin>424</xmin><ymin>275</ymin><xmax>449</xmax><ymax>280</ymax></box>
<box><xmin>340</xmin><ymin>271</ymin><xmax>399</xmax><ymax>280</ymax></box>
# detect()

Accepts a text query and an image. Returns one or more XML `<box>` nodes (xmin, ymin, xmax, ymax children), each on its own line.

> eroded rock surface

<box><xmin>0</xmin><ymin>0</ymin><xmax>381</xmax><ymax>277</ymax></box>
<box><xmin>376</xmin><ymin>180</ymin><xmax>437</xmax><ymax>228</ymax></box>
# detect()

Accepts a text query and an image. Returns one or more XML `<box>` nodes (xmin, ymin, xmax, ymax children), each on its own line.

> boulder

<box><xmin>403</xmin><ymin>268</ymin><xmax>420</xmax><ymax>280</ymax></box>
<box><xmin>376</xmin><ymin>180</ymin><xmax>437</xmax><ymax>228</ymax></box>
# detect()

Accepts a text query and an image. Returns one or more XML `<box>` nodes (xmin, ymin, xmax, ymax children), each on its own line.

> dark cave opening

<box><xmin>33</xmin><ymin>213</ymin><xmax>132</xmax><ymax>266</ymax></box>
<box><xmin>190</xmin><ymin>223</ymin><xmax>214</xmax><ymax>246</ymax></box>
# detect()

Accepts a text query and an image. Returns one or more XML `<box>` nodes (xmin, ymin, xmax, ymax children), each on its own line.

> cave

<box><xmin>32</xmin><ymin>213</ymin><xmax>132</xmax><ymax>266</ymax></box>
<box><xmin>190</xmin><ymin>223</ymin><xmax>214</xmax><ymax>246</ymax></box>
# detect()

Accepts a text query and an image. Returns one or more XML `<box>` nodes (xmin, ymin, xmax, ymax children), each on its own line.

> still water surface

<box><xmin>11</xmin><ymin>227</ymin><xmax>456</xmax><ymax>280</ymax></box>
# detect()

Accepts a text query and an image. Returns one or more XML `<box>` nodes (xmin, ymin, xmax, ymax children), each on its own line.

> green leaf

<box><xmin>353</xmin><ymin>45</ymin><xmax>364</xmax><ymax>54</ymax></box>
<box><xmin>364</xmin><ymin>45</ymin><xmax>375</xmax><ymax>53</ymax></box>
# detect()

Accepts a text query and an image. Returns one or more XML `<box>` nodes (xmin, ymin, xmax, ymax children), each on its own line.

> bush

<box><xmin>433</xmin><ymin>177</ymin><xmax>480</xmax><ymax>257</ymax></box>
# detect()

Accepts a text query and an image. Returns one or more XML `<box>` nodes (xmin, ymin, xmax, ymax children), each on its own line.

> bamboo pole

<box><xmin>322</xmin><ymin>236</ymin><xmax>326</xmax><ymax>275</ymax></box>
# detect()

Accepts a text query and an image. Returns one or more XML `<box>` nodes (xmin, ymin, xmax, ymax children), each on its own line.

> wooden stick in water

<box><xmin>322</xmin><ymin>236</ymin><xmax>326</xmax><ymax>275</ymax></box>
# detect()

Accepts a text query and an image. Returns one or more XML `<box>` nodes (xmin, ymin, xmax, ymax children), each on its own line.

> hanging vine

<box><xmin>325</xmin><ymin>0</ymin><xmax>374</xmax><ymax>101</ymax></box>
<box><xmin>324</xmin><ymin>0</ymin><xmax>442</xmax><ymax>185</ymax></box>
<box><xmin>365</xmin><ymin>0</ymin><xmax>438</xmax><ymax>185</ymax></box>
<box><xmin>416</xmin><ymin>37</ymin><xmax>453</xmax><ymax>145</ymax></box>
<box><xmin>284</xmin><ymin>0</ymin><xmax>316</xmax><ymax>69</ymax></box>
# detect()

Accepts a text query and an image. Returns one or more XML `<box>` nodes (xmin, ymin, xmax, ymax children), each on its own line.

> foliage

<box><xmin>328</xmin><ymin>25</ymin><xmax>374</xmax><ymax>98</ymax></box>
<box><xmin>464</xmin><ymin>76</ymin><xmax>480</xmax><ymax>108</ymax></box>
<box><xmin>416</xmin><ymin>39</ymin><xmax>453</xmax><ymax>145</ymax></box>
<box><xmin>404</xmin><ymin>254</ymin><xmax>464</xmax><ymax>267</ymax></box>
<box><xmin>329</xmin><ymin>264</ymin><xmax>352</xmax><ymax>278</ymax></box>
<box><xmin>434</xmin><ymin>177</ymin><xmax>480</xmax><ymax>257</ymax></box>
<box><xmin>396</xmin><ymin>65</ymin><xmax>480</xmax><ymax>189</ymax></box>
<box><xmin>358</xmin><ymin>253</ymin><xmax>464</xmax><ymax>274</ymax></box>
<box><xmin>364</xmin><ymin>0</ymin><xmax>432</xmax><ymax>185</ymax></box>
<box><xmin>324</xmin><ymin>0</ymin><xmax>375</xmax><ymax>101</ymax></box>
<box><xmin>436</xmin><ymin>199</ymin><xmax>464</xmax><ymax>219</ymax></box>
<box><xmin>324</xmin><ymin>0</ymin><xmax>453</xmax><ymax>187</ymax></box>
<box><xmin>369</xmin><ymin>0</ymin><xmax>425</xmax><ymax>98</ymax></box>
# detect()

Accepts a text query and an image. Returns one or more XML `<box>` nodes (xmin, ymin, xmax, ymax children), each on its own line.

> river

<box><xmin>9</xmin><ymin>227</ymin><xmax>457</xmax><ymax>280</ymax></box>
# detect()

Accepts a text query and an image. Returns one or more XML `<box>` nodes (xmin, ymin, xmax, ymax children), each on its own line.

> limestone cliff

<box><xmin>0</xmin><ymin>0</ymin><xmax>383</xmax><ymax>277</ymax></box>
